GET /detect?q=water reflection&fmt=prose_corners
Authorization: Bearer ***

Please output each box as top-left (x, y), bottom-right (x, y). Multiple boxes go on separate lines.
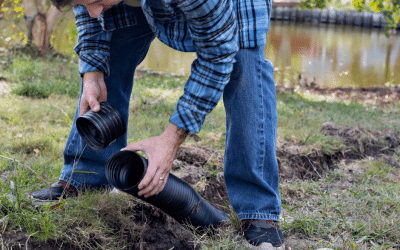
top-left (139, 40), bottom-right (197, 76)
top-left (267, 22), bottom-right (400, 87)
top-left (140, 21), bottom-right (400, 88)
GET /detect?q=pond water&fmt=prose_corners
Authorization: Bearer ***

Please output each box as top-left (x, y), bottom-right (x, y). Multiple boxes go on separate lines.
top-left (2, 17), bottom-right (400, 88)
top-left (140, 21), bottom-right (400, 88)
top-left (265, 21), bottom-right (400, 88)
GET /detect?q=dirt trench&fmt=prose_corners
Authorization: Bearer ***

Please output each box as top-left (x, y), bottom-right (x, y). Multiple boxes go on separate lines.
top-left (278, 122), bottom-right (399, 180)
top-left (4, 123), bottom-right (400, 250)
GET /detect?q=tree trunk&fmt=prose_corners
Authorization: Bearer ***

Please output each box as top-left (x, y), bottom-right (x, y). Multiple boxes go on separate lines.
top-left (45, 5), bottom-right (62, 50)
top-left (21, 0), bottom-right (62, 54)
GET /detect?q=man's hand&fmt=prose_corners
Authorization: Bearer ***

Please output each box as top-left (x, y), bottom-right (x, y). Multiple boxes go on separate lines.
top-left (122, 123), bottom-right (189, 198)
top-left (80, 71), bottom-right (107, 116)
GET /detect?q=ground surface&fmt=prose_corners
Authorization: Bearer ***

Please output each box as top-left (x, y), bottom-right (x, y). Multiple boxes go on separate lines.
top-left (1, 86), bottom-right (399, 250)
top-left (7, 123), bottom-right (399, 250)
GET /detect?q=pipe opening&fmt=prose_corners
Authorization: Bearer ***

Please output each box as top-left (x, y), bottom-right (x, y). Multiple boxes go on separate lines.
top-left (78, 118), bottom-right (105, 147)
top-left (106, 151), bottom-right (146, 191)
top-left (118, 152), bottom-right (145, 189)
top-left (76, 102), bottom-right (126, 151)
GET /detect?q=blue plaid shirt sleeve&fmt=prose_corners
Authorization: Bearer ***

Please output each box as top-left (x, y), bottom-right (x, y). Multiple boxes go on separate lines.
top-left (168, 0), bottom-right (239, 133)
top-left (73, 4), bottom-right (113, 77)
top-left (73, 0), bottom-right (239, 133)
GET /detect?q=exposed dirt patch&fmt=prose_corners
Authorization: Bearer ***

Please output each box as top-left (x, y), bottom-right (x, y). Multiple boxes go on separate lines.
top-left (198, 174), bottom-right (230, 214)
top-left (173, 145), bottom-right (230, 213)
top-left (0, 43), bottom-right (68, 60)
top-left (175, 146), bottom-right (223, 166)
top-left (278, 123), bottom-right (400, 180)
top-left (321, 122), bottom-right (399, 153)
top-left (1, 200), bottom-right (198, 250)
top-left (118, 202), bottom-right (199, 250)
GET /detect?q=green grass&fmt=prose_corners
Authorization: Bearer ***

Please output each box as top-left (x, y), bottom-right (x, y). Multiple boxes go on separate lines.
top-left (1, 54), bottom-right (400, 249)
top-left (3, 54), bottom-right (81, 98)
top-left (280, 159), bottom-right (400, 249)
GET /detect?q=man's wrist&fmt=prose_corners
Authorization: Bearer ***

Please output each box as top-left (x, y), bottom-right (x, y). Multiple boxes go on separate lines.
top-left (162, 123), bottom-right (189, 146)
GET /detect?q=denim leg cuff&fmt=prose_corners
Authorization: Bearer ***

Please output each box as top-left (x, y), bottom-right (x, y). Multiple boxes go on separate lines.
top-left (238, 213), bottom-right (281, 222)
top-left (59, 175), bottom-right (84, 190)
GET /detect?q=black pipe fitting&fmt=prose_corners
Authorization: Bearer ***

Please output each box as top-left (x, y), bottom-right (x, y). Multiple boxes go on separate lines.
top-left (105, 150), bottom-right (229, 228)
top-left (76, 102), bottom-right (126, 151)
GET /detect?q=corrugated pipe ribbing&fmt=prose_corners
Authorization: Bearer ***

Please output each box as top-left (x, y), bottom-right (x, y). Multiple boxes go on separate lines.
top-left (105, 150), bottom-right (229, 228)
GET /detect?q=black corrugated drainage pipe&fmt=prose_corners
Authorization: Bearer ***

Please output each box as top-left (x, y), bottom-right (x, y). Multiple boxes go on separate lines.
top-left (76, 102), bottom-right (126, 151)
top-left (105, 150), bottom-right (229, 229)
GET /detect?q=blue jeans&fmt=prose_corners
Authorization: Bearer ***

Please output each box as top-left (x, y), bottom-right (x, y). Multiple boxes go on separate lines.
top-left (223, 47), bottom-right (281, 221)
top-left (61, 8), bottom-right (281, 221)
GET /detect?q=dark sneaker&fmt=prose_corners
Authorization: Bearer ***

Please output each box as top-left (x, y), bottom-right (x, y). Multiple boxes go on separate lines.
top-left (240, 220), bottom-right (285, 250)
top-left (31, 180), bottom-right (78, 201)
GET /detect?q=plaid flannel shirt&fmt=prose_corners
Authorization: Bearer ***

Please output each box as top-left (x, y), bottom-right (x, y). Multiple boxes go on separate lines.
top-left (73, 0), bottom-right (271, 133)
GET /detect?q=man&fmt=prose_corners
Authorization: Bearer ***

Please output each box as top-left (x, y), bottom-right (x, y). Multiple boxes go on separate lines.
top-left (31, 0), bottom-right (284, 248)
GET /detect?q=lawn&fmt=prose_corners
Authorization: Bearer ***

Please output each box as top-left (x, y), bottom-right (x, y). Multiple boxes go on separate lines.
top-left (0, 52), bottom-right (399, 249)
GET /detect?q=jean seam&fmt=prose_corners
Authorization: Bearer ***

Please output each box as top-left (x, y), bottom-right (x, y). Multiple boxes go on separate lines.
top-left (66, 125), bottom-right (81, 165)
top-left (257, 51), bottom-right (265, 179)
top-left (65, 123), bottom-right (76, 157)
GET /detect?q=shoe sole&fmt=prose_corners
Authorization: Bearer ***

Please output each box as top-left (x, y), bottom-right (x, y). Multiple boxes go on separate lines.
top-left (30, 187), bottom-right (119, 205)
top-left (243, 241), bottom-right (285, 250)
top-left (30, 195), bottom-right (61, 205)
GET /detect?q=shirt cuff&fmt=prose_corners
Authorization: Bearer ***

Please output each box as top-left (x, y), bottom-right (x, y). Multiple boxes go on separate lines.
top-left (169, 94), bottom-right (211, 134)
top-left (78, 52), bottom-right (111, 77)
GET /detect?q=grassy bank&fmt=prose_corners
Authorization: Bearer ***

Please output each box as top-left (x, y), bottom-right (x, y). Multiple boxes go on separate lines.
top-left (0, 54), bottom-right (399, 249)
